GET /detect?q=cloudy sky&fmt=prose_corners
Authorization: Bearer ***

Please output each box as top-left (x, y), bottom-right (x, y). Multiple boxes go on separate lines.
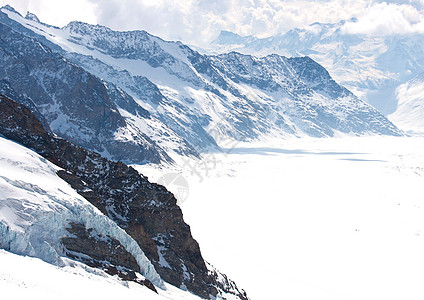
top-left (2, 0), bottom-right (424, 46)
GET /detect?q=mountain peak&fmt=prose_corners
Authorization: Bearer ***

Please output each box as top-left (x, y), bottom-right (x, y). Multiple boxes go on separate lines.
top-left (214, 30), bottom-right (253, 45)
top-left (1, 5), bottom-right (20, 15)
top-left (25, 11), bottom-right (40, 23)
top-left (64, 20), bottom-right (103, 33)
top-left (219, 30), bottom-right (242, 38)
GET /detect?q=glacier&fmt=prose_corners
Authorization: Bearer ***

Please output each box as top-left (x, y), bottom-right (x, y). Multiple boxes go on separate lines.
top-left (139, 135), bottom-right (424, 300)
top-left (0, 136), bottom-right (163, 288)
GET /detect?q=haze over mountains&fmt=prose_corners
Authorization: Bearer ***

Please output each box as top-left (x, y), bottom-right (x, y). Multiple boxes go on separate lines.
top-left (211, 19), bottom-right (424, 129)
top-left (390, 72), bottom-right (424, 135)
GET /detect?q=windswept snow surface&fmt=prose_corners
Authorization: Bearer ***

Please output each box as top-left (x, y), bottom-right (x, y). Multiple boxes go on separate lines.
top-left (0, 136), bottom-right (163, 288)
top-left (0, 249), bottom-right (201, 300)
top-left (137, 136), bottom-right (424, 300)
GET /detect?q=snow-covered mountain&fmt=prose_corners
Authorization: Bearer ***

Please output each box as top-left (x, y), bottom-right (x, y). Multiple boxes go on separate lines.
top-left (389, 72), bottom-right (424, 135)
top-left (0, 6), bottom-right (401, 166)
top-left (0, 133), bottom-right (163, 285)
top-left (0, 112), bottom-right (162, 290)
top-left (0, 94), bottom-right (248, 299)
top-left (0, 7), bottom-right (200, 164)
top-left (212, 20), bottom-right (424, 116)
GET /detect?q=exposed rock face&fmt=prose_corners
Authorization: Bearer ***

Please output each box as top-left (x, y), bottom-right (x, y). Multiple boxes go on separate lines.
top-left (0, 20), bottom-right (180, 164)
top-left (0, 94), bottom-right (248, 300)
top-left (0, 79), bottom-right (51, 133)
top-left (62, 223), bottom-right (157, 292)
top-left (63, 223), bottom-right (140, 271)
top-left (61, 19), bottom-right (402, 140)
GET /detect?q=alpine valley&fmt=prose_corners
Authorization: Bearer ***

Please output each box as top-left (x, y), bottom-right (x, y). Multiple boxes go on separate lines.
top-left (0, 5), bottom-right (401, 165)
top-left (0, 3), bottom-right (422, 300)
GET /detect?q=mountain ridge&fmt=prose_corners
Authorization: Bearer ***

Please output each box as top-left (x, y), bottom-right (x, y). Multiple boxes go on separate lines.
top-left (211, 21), bottom-right (424, 117)
top-left (0, 6), bottom-right (402, 166)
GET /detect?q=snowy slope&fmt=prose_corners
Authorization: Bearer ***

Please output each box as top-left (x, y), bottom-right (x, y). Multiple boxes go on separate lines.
top-left (0, 6), bottom-right (402, 155)
top-left (389, 72), bottom-right (424, 135)
top-left (0, 7), bottom-right (197, 164)
top-left (138, 136), bottom-right (424, 300)
top-left (211, 21), bottom-right (424, 116)
top-left (0, 136), bottom-right (162, 288)
top-left (0, 249), bottom-right (202, 300)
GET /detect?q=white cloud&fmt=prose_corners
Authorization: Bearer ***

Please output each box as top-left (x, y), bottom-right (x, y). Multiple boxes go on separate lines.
top-left (83, 0), bottom-right (372, 45)
top-left (341, 2), bottom-right (424, 35)
top-left (342, 2), bottom-right (424, 36)
top-left (1, 0), bottom-right (97, 27)
top-left (2, 0), bottom-right (424, 46)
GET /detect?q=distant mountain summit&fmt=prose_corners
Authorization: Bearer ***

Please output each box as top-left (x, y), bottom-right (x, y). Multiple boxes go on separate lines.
top-left (0, 6), bottom-right (401, 167)
top-left (212, 21), bottom-right (424, 116)
top-left (24, 12), bottom-right (40, 23)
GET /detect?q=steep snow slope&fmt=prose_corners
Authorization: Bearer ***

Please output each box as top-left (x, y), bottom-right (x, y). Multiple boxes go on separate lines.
top-left (0, 6), bottom-right (402, 152)
top-left (212, 21), bottom-right (424, 116)
top-left (389, 72), bottom-right (424, 135)
top-left (0, 136), bottom-right (162, 287)
top-left (0, 250), bottom-right (202, 300)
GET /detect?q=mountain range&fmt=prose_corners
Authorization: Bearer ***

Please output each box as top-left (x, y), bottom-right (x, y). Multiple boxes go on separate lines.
top-left (0, 5), bottom-right (401, 167)
top-left (211, 19), bottom-right (424, 119)
top-left (0, 4), bottom-right (418, 300)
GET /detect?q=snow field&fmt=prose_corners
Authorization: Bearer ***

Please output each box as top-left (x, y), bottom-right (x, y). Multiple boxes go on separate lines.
top-left (138, 136), bottom-right (424, 300)
top-left (0, 249), bottom-right (201, 300)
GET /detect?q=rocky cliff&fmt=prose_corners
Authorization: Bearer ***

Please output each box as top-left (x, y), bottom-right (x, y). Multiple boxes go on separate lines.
top-left (0, 94), bottom-right (248, 300)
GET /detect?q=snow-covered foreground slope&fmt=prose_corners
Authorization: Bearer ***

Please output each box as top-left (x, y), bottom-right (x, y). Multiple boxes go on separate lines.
top-left (389, 73), bottom-right (424, 135)
top-left (0, 136), bottom-right (162, 287)
top-left (138, 136), bottom-right (424, 300)
top-left (0, 249), bottom-right (201, 300)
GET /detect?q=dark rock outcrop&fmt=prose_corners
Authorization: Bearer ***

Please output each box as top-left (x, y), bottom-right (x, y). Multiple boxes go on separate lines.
top-left (62, 223), bottom-right (157, 293)
top-left (0, 20), bottom-right (171, 164)
top-left (0, 94), bottom-right (248, 300)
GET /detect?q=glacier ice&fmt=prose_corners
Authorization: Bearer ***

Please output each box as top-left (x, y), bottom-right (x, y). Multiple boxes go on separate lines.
top-left (0, 136), bottom-right (164, 288)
